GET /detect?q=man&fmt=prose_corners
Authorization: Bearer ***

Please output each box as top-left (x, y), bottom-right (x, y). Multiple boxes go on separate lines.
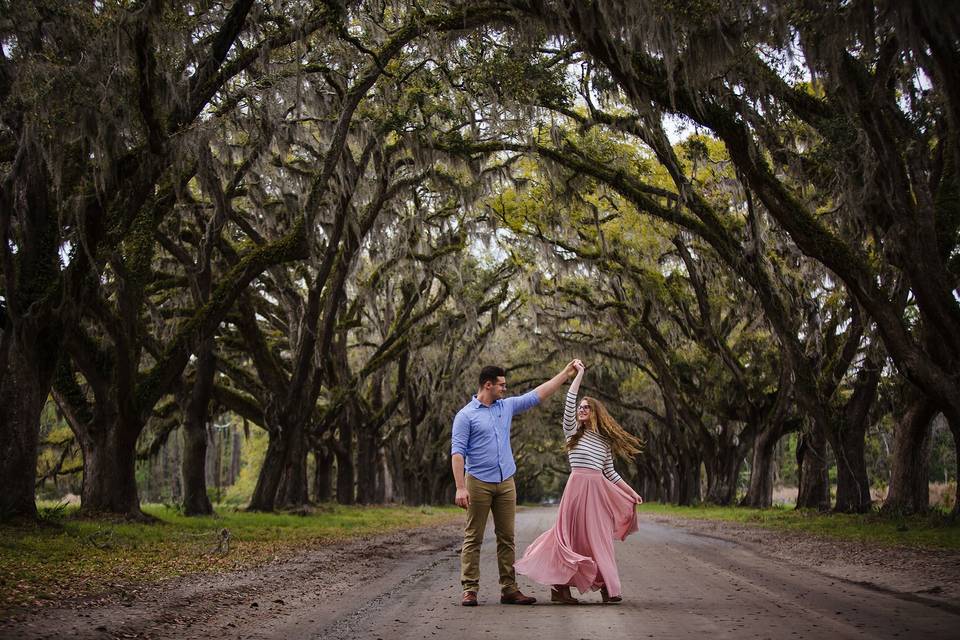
top-left (451, 361), bottom-right (579, 606)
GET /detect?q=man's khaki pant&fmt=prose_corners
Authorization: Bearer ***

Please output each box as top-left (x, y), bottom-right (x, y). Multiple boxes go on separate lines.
top-left (460, 474), bottom-right (518, 595)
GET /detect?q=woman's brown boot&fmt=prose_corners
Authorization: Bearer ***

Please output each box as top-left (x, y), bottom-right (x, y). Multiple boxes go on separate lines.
top-left (600, 586), bottom-right (622, 603)
top-left (550, 585), bottom-right (579, 604)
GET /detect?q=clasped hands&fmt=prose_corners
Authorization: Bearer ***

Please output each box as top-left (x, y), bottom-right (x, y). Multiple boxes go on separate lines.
top-left (565, 358), bottom-right (586, 377)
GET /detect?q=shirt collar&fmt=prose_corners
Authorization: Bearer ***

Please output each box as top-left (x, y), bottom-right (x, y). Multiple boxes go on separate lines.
top-left (471, 395), bottom-right (499, 409)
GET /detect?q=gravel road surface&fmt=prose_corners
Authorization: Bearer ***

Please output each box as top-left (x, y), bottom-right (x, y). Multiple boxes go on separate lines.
top-left (2, 507), bottom-right (957, 639)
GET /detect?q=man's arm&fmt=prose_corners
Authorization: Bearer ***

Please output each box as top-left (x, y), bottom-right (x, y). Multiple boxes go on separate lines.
top-left (451, 411), bottom-right (470, 509)
top-left (534, 360), bottom-right (578, 402)
top-left (452, 453), bottom-right (470, 508)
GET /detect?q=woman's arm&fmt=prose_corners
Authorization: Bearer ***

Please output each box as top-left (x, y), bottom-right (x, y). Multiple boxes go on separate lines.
top-left (602, 448), bottom-right (623, 484)
top-left (568, 360), bottom-right (584, 396)
top-left (562, 361), bottom-right (585, 434)
top-left (604, 448), bottom-right (642, 503)
top-left (616, 478), bottom-right (643, 504)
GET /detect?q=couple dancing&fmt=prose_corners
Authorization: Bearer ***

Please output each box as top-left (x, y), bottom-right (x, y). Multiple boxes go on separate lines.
top-left (450, 359), bottom-right (643, 606)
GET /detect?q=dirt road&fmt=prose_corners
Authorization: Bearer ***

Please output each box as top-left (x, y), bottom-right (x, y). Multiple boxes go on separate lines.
top-left (2, 508), bottom-right (957, 639)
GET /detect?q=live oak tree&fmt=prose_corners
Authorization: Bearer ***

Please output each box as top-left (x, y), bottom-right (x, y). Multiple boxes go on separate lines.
top-left (4, 0), bottom-right (514, 519)
top-left (504, 0), bottom-right (959, 513)
top-left (1, 0), bottom-right (335, 518)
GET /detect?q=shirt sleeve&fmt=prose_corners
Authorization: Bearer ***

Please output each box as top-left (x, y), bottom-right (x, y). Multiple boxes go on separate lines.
top-left (562, 389), bottom-right (578, 437)
top-left (603, 447), bottom-right (622, 483)
top-left (451, 410), bottom-right (470, 458)
top-left (505, 389), bottom-right (541, 416)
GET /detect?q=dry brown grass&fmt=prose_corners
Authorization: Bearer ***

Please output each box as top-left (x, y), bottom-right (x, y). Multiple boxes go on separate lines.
top-left (929, 482), bottom-right (956, 510)
top-left (772, 483), bottom-right (956, 511)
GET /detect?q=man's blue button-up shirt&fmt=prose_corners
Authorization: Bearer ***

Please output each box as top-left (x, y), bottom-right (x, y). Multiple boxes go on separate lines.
top-left (450, 390), bottom-right (541, 483)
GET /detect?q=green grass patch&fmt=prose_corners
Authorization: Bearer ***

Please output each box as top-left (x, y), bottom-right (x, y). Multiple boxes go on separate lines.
top-left (0, 502), bottom-right (460, 611)
top-left (639, 502), bottom-right (960, 550)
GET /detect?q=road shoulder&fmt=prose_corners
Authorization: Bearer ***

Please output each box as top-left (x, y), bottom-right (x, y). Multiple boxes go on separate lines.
top-left (646, 514), bottom-right (960, 609)
top-left (0, 523), bottom-right (463, 640)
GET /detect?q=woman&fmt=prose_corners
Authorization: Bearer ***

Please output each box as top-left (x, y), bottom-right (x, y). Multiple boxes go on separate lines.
top-left (514, 360), bottom-right (643, 604)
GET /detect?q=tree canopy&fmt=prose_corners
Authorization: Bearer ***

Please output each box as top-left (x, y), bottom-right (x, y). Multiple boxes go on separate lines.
top-left (1, 0), bottom-right (957, 519)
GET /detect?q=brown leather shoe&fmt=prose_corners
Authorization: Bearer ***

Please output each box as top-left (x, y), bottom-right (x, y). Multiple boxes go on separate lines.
top-left (500, 590), bottom-right (536, 605)
top-left (461, 590), bottom-right (478, 606)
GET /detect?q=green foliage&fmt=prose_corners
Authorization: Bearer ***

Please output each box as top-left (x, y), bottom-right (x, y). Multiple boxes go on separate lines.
top-left (35, 400), bottom-right (82, 500)
top-left (36, 501), bottom-right (69, 523)
top-left (221, 429), bottom-right (269, 506)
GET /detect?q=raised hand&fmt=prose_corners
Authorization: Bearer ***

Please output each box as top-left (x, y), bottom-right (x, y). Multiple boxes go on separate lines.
top-left (538, 359), bottom-right (587, 401)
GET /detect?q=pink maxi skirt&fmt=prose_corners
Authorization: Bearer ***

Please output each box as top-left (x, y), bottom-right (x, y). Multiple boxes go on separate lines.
top-left (514, 468), bottom-right (638, 597)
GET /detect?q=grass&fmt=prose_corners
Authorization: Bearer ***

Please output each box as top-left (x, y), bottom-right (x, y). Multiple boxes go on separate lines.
top-left (638, 502), bottom-right (960, 550)
top-left (0, 502), bottom-right (461, 611)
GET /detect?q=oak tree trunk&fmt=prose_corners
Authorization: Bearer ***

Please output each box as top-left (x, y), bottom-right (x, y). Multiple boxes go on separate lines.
top-left (336, 421), bottom-right (355, 505)
top-left (0, 333), bottom-right (56, 520)
top-left (180, 345), bottom-right (216, 516)
top-left (741, 422), bottom-right (791, 508)
top-left (312, 446), bottom-right (333, 503)
top-left (796, 429), bottom-right (831, 510)
top-left (276, 423), bottom-right (309, 509)
top-left (676, 452), bottom-right (701, 506)
top-left (705, 442), bottom-right (743, 506)
top-left (356, 425), bottom-right (378, 504)
top-left (831, 369), bottom-right (880, 513)
top-left (78, 418), bottom-right (145, 519)
top-left (884, 388), bottom-right (937, 514)
top-left (247, 432), bottom-right (285, 512)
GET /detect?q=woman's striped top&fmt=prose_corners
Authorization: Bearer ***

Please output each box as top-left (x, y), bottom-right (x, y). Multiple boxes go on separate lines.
top-left (562, 389), bottom-right (622, 484)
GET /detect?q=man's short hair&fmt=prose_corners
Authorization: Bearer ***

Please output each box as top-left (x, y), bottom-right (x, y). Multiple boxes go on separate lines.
top-left (479, 365), bottom-right (506, 387)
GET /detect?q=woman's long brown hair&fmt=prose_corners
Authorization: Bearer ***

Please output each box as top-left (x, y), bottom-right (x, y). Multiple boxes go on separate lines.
top-left (565, 396), bottom-right (644, 458)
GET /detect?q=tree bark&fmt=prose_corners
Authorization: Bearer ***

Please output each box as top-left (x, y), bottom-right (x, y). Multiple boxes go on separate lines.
top-left (0, 140), bottom-right (63, 521)
top-left (247, 431), bottom-right (285, 511)
top-left (830, 427), bottom-right (872, 513)
top-left (52, 356), bottom-right (147, 519)
top-left (229, 426), bottom-right (242, 486)
top-left (830, 368), bottom-right (880, 513)
top-left (0, 333), bottom-right (57, 520)
top-left (743, 429), bottom-right (778, 508)
top-left (796, 429), bottom-right (831, 510)
top-left (312, 446), bottom-right (333, 502)
top-left (704, 440), bottom-right (743, 506)
top-left (181, 424), bottom-right (212, 515)
top-left (741, 420), bottom-right (797, 508)
top-left (77, 418), bottom-right (145, 518)
top-left (335, 420), bottom-right (355, 505)
top-left (180, 345), bottom-right (216, 516)
top-left (676, 451), bottom-right (701, 505)
top-left (276, 423), bottom-right (309, 509)
top-left (356, 424), bottom-right (378, 504)
top-left (883, 388), bottom-right (936, 514)
top-left (375, 447), bottom-right (388, 503)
